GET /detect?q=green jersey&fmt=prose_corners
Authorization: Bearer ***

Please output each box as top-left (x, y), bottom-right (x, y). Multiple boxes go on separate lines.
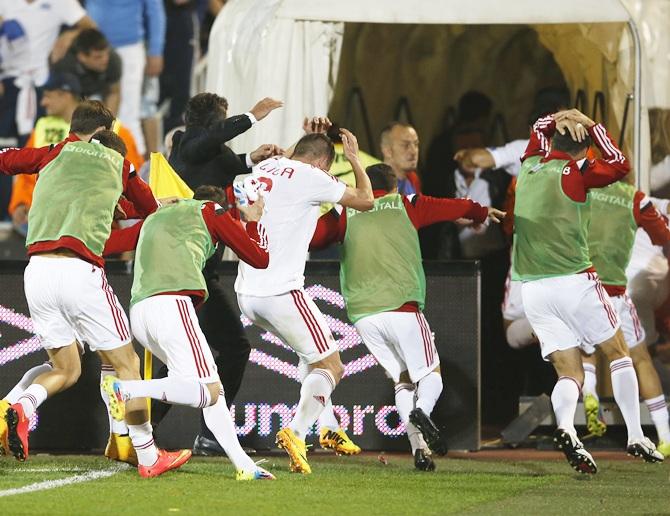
top-left (512, 155), bottom-right (592, 281)
top-left (588, 182), bottom-right (637, 287)
top-left (131, 199), bottom-right (215, 306)
top-left (27, 140), bottom-right (124, 257)
top-left (340, 193), bottom-right (425, 323)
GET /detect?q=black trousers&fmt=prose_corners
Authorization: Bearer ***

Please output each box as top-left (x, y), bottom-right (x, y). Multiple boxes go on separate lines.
top-left (151, 275), bottom-right (251, 438)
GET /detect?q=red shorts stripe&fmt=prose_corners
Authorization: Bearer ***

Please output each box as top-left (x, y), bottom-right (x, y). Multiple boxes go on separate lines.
top-left (101, 271), bottom-right (128, 341)
top-left (297, 290), bottom-right (330, 353)
top-left (290, 290), bottom-right (327, 354)
top-left (176, 299), bottom-right (206, 378)
top-left (416, 312), bottom-right (431, 365)
top-left (589, 273), bottom-right (617, 328)
top-left (420, 314), bottom-right (436, 364)
top-left (626, 295), bottom-right (643, 341)
top-left (179, 299), bottom-right (210, 377)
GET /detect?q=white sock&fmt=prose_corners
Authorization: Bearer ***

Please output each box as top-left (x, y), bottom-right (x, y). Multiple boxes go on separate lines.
top-left (582, 363), bottom-right (598, 399)
top-left (506, 318), bottom-right (538, 349)
top-left (289, 368), bottom-right (336, 439)
top-left (5, 363), bottom-right (53, 403)
top-left (128, 422), bottom-right (159, 467)
top-left (318, 399), bottom-right (340, 431)
top-left (395, 383), bottom-right (425, 453)
top-left (644, 395), bottom-right (670, 442)
top-left (120, 377), bottom-right (212, 409)
top-left (299, 360), bottom-right (339, 431)
top-left (100, 365), bottom-right (129, 435)
top-left (551, 376), bottom-right (581, 434)
top-left (17, 384), bottom-right (48, 418)
top-left (610, 357), bottom-right (644, 441)
top-left (203, 388), bottom-right (256, 471)
top-left (416, 372), bottom-right (443, 415)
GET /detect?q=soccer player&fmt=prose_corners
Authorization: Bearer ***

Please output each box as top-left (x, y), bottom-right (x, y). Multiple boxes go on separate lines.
top-left (101, 185), bottom-right (275, 480)
top-left (0, 102), bottom-right (189, 478)
top-left (584, 187), bottom-right (670, 456)
top-left (310, 163), bottom-right (504, 470)
top-left (234, 128), bottom-right (374, 474)
top-left (513, 108), bottom-right (663, 474)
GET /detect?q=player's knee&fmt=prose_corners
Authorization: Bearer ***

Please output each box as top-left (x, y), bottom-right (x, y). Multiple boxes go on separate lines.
top-left (206, 383), bottom-right (220, 406)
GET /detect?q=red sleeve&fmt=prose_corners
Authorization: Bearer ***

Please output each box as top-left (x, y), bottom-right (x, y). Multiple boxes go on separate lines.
top-left (310, 209), bottom-right (346, 251)
top-left (121, 161), bottom-right (159, 218)
top-left (521, 116), bottom-right (555, 162)
top-left (633, 190), bottom-right (670, 246)
top-left (201, 202), bottom-right (269, 268)
top-left (408, 171), bottom-right (422, 194)
top-left (581, 123), bottom-right (631, 189)
top-left (0, 146), bottom-right (52, 175)
top-left (103, 221), bottom-right (144, 256)
top-left (403, 194), bottom-right (488, 229)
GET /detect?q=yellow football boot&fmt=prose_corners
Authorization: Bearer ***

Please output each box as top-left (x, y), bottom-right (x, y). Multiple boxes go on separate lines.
top-left (319, 427), bottom-right (361, 455)
top-left (583, 394), bottom-right (607, 437)
top-left (276, 428), bottom-right (311, 474)
top-left (657, 440), bottom-right (670, 459)
top-left (104, 432), bottom-right (138, 466)
top-left (0, 399), bottom-right (10, 455)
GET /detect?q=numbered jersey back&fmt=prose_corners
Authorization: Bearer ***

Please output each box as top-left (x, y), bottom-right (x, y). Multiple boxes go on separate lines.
top-left (234, 156), bottom-right (346, 297)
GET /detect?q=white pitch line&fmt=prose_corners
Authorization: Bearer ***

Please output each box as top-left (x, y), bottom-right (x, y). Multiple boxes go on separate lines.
top-left (0, 467), bottom-right (125, 497)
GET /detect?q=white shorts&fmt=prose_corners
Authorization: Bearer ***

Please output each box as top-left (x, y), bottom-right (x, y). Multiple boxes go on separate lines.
top-left (610, 293), bottom-right (645, 349)
top-left (502, 273), bottom-right (525, 321)
top-left (24, 256), bottom-right (131, 351)
top-left (237, 289), bottom-right (337, 364)
top-left (522, 271), bottom-right (620, 359)
top-left (130, 295), bottom-right (219, 384)
top-left (627, 256), bottom-right (668, 344)
top-left (354, 311), bottom-right (439, 383)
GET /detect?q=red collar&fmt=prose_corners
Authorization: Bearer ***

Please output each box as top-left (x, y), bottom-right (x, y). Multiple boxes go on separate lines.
top-left (373, 189), bottom-right (391, 198)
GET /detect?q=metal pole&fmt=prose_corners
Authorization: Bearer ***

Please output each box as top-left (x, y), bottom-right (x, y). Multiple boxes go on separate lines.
top-left (627, 19), bottom-right (642, 191)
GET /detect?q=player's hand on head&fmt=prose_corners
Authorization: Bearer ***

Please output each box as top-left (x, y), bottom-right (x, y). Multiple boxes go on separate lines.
top-left (554, 109), bottom-right (595, 129)
top-left (303, 116), bottom-right (332, 135)
top-left (250, 144), bottom-right (284, 164)
top-left (250, 98), bottom-right (283, 121)
top-left (238, 195), bottom-right (265, 222)
top-left (340, 128), bottom-right (360, 162)
top-left (556, 119), bottom-right (588, 143)
top-left (487, 207), bottom-right (506, 224)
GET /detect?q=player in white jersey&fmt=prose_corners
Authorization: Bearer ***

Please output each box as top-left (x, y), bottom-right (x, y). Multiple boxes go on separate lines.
top-left (235, 128), bottom-right (374, 474)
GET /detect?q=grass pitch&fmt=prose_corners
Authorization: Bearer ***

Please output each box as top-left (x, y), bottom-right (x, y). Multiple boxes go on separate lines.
top-left (0, 452), bottom-right (667, 515)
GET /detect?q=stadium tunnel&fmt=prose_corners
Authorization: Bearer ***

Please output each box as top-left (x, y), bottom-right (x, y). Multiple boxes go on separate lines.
top-left (207, 0), bottom-right (670, 194)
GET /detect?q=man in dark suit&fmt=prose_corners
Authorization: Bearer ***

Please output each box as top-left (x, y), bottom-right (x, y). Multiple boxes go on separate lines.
top-left (153, 93), bottom-right (281, 455)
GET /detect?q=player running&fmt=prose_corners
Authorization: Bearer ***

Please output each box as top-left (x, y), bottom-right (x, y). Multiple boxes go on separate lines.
top-left (583, 185), bottom-right (670, 456)
top-left (102, 186), bottom-right (275, 480)
top-left (0, 102), bottom-right (190, 478)
top-left (513, 108), bottom-right (663, 474)
top-left (310, 163), bottom-right (504, 471)
top-left (234, 127), bottom-right (374, 474)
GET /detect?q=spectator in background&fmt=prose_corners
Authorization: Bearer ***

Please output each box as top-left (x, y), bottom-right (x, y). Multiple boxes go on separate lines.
top-left (8, 73), bottom-right (143, 235)
top-left (160, 0), bottom-right (198, 132)
top-left (380, 122), bottom-right (421, 195)
top-left (85, 0), bottom-right (166, 157)
top-left (53, 29), bottom-right (122, 115)
top-left (0, 0), bottom-right (95, 219)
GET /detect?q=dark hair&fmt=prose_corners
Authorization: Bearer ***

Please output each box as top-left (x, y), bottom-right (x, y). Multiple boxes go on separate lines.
top-left (456, 90), bottom-right (493, 124)
top-left (70, 100), bottom-right (114, 134)
top-left (90, 130), bottom-right (127, 157)
top-left (73, 28), bottom-right (109, 54)
top-left (551, 131), bottom-right (592, 156)
top-left (293, 133), bottom-right (335, 167)
top-left (326, 122), bottom-right (342, 143)
top-left (193, 185), bottom-right (227, 206)
top-left (366, 163), bottom-right (397, 192)
top-left (184, 93), bottom-right (228, 129)
top-left (380, 121), bottom-right (414, 147)
top-left (529, 86), bottom-right (571, 125)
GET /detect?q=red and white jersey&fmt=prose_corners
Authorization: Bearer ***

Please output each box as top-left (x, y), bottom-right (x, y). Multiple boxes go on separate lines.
top-left (235, 156), bottom-right (346, 296)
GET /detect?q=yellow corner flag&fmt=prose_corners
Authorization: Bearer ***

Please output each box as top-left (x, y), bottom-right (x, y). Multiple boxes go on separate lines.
top-left (149, 152), bottom-right (194, 199)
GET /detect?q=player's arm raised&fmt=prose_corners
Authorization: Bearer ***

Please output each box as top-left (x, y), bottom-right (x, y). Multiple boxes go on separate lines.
top-left (337, 128), bottom-right (374, 212)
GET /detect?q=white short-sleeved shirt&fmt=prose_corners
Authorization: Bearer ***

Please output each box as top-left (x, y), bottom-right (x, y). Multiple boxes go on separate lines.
top-left (0, 0), bottom-right (86, 85)
top-left (235, 156), bottom-right (346, 297)
top-left (487, 139), bottom-right (529, 177)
